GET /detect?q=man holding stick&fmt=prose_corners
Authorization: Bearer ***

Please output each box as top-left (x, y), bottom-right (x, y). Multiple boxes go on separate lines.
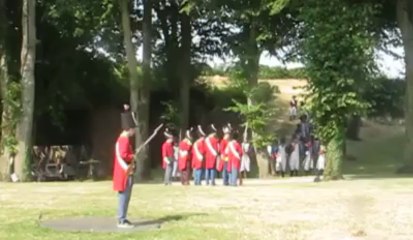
top-left (113, 104), bottom-right (163, 228)
top-left (113, 109), bottom-right (136, 228)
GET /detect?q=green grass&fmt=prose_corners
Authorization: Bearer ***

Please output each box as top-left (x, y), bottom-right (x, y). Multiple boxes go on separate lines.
top-left (1, 123), bottom-right (413, 240)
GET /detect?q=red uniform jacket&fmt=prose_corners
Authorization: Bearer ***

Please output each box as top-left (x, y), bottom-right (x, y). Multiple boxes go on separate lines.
top-left (204, 135), bottom-right (219, 169)
top-left (178, 139), bottom-right (192, 171)
top-left (217, 138), bottom-right (229, 172)
top-left (191, 137), bottom-right (205, 170)
top-left (162, 141), bottom-right (174, 169)
top-left (113, 134), bottom-right (134, 192)
top-left (226, 140), bottom-right (242, 171)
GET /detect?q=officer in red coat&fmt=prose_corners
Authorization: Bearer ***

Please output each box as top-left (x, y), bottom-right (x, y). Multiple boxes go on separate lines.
top-left (226, 130), bottom-right (243, 187)
top-left (192, 125), bottom-right (206, 185)
top-left (162, 128), bottom-right (175, 185)
top-left (217, 123), bottom-right (232, 186)
top-left (113, 107), bottom-right (136, 228)
top-left (178, 128), bottom-right (193, 185)
top-left (205, 124), bottom-right (219, 186)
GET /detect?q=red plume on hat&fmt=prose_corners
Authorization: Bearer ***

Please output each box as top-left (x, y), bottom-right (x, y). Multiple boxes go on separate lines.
top-left (197, 125), bottom-right (206, 136)
top-left (164, 128), bottom-right (174, 139)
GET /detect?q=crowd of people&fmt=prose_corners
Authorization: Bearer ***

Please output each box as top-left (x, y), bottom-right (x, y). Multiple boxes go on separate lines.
top-left (161, 124), bottom-right (250, 187)
top-left (161, 116), bottom-right (327, 186)
top-left (112, 103), bottom-right (327, 228)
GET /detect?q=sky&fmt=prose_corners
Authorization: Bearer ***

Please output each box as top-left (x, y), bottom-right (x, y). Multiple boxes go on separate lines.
top-left (207, 47), bottom-right (406, 79)
top-left (136, 45), bottom-right (406, 79)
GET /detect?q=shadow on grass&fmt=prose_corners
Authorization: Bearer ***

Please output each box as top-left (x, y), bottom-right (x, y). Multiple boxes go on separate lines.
top-left (135, 213), bottom-right (207, 227)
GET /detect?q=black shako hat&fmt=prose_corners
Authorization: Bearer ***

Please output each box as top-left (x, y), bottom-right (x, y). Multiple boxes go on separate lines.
top-left (197, 125), bottom-right (206, 137)
top-left (209, 124), bottom-right (217, 134)
top-left (121, 109), bottom-right (137, 130)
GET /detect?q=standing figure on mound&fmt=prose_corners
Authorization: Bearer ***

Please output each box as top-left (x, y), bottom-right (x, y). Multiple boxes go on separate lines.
top-left (217, 124), bottom-right (232, 186)
top-left (205, 124), bottom-right (219, 186)
top-left (178, 128), bottom-right (193, 185)
top-left (162, 128), bottom-right (175, 186)
top-left (192, 125), bottom-right (206, 185)
top-left (289, 96), bottom-right (298, 121)
top-left (113, 108), bottom-right (137, 229)
top-left (226, 130), bottom-right (242, 186)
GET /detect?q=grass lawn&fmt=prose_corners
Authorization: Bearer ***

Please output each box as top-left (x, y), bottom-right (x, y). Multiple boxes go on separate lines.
top-left (1, 123), bottom-right (413, 240)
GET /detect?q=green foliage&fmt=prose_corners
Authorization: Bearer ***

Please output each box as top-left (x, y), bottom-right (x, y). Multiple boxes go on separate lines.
top-left (299, 0), bottom-right (378, 142)
top-left (160, 101), bottom-right (181, 129)
top-left (225, 82), bottom-right (277, 149)
top-left (364, 77), bottom-right (404, 119)
top-left (2, 81), bottom-right (21, 155)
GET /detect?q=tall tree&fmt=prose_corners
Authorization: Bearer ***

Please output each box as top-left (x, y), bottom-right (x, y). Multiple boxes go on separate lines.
top-left (299, 0), bottom-right (377, 180)
top-left (141, 0), bottom-right (152, 176)
top-left (396, 0), bottom-right (413, 171)
top-left (15, 0), bottom-right (36, 181)
top-left (119, 0), bottom-right (150, 180)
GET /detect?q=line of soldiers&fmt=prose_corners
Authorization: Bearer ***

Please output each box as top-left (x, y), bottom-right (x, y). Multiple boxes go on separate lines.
top-left (267, 114), bottom-right (326, 179)
top-left (161, 124), bottom-right (247, 186)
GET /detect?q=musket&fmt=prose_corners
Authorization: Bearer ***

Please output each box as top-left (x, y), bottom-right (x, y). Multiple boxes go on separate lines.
top-left (127, 123), bottom-right (164, 175)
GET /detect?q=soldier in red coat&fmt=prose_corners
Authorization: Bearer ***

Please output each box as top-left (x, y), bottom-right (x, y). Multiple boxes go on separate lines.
top-left (162, 128), bottom-right (175, 186)
top-left (192, 125), bottom-right (206, 185)
top-left (113, 107), bottom-right (136, 228)
top-left (217, 123), bottom-right (232, 186)
top-left (205, 124), bottom-right (219, 186)
top-left (226, 130), bottom-right (243, 187)
top-left (178, 128), bottom-right (193, 185)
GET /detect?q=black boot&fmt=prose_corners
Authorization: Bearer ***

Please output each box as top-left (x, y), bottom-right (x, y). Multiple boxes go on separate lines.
top-left (281, 172), bottom-right (285, 178)
top-left (290, 171), bottom-right (293, 177)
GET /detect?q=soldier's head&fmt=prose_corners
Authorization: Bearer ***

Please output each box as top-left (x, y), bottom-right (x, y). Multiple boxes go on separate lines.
top-left (222, 123), bottom-right (232, 139)
top-left (209, 124), bottom-right (217, 137)
top-left (164, 128), bottom-right (174, 143)
top-left (185, 127), bottom-right (194, 141)
top-left (123, 104), bottom-right (130, 111)
top-left (197, 125), bottom-right (206, 138)
top-left (122, 128), bottom-right (136, 137)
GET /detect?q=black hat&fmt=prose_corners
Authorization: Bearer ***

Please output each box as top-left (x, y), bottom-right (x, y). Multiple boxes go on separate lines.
top-left (209, 124), bottom-right (217, 134)
top-left (121, 111), bottom-right (136, 130)
top-left (185, 127), bottom-right (194, 139)
top-left (164, 128), bottom-right (174, 139)
top-left (197, 125), bottom-right (206, 137)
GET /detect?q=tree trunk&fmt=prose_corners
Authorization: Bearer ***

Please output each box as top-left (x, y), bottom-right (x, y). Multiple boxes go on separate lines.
top-left (346, 114), bottom-right (361, 140)
top-left (397, 0), bottom-right (413, 173)
top-left (119, 0), bottom-right (149, 181)
top-left (256, 151), bottom-right (270, 178)
top-left (140, 0), bottom-right (152, 178)
top-left (245, 21), bottom-right (267, 177)
top-left (0, 0), bottom-right (7, 180)
top-left (323, 130), bottom-right (345, 180)
top-left (179, 13), bottom-right (191, 131)
top-left (15, 0), bottom-right (36, 181)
